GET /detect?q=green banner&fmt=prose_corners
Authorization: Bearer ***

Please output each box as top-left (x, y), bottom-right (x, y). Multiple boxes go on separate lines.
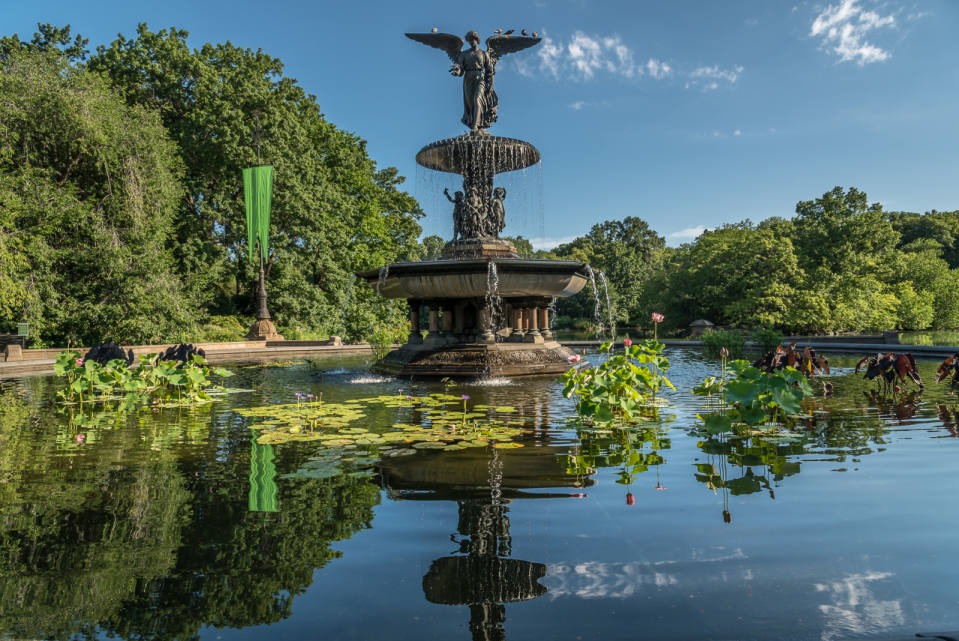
top-left (242, 165), bottom-right (274, 263)
top-left (248, 437), bottom-right (278, 512)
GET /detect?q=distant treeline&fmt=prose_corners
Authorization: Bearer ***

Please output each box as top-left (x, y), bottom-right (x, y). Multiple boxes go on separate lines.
top-left (519, 188), bottom-right (959, 335)
top-left (2, 25), bottom-right (956, 346)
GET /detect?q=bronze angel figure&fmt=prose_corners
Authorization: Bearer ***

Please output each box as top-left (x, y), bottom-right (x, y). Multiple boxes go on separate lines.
top-left (406, 30), bottom-right (541, 132)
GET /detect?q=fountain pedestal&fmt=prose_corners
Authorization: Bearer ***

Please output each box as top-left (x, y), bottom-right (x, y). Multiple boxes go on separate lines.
top-left (359, 258), bottom-right (587, 378)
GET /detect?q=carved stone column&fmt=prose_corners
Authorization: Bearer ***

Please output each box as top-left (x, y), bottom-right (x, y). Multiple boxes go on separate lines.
top-left (442, 305), bottom-right (455, 344)
top-left (425, 304), bottom-right (444, 347)
top-left (524, 304), bottom-right (543, 343)
top-left (510, 306), bottom-right (525, 342)
top-left (478, 303), bottom-right (496, 344)
top-left (539, 307), bottom-right (553, 340)
top-left (408, 301), bottom-right (423, 344)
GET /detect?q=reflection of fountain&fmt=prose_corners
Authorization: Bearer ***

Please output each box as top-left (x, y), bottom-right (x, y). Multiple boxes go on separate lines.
top-left (358, 31), bottom-right (587, 377)
top-left (379, 445), bottom-right (590, 641)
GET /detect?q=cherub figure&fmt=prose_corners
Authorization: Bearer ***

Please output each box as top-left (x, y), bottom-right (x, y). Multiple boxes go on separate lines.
top-left (488, 187), bottom-right (507, 238)
top-left (443, 188), bottom-right (465, 240)
top-left (406, 30), bottom-right (541, 132)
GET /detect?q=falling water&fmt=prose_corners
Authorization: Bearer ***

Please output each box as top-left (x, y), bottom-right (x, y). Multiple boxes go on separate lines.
top-left (547, 296), bottom-right (557, 330)
top-left (486, 260), bottom-right (503, 334)
top-left (375, 264), bottom-right (390, 297)
top-left (597, 271), bottom-right (614, 337)
top-left (584, 264), bottom-right (604, 337)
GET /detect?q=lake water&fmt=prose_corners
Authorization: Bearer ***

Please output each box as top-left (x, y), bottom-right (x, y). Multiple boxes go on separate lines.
top-left (2, 348), bottom-right (958, 641)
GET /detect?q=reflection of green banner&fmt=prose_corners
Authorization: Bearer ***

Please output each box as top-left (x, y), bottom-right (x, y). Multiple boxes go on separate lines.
top-left (249, 438), bottom-right (278, 512)
top-left (242, 165), bottom-right (274, 264)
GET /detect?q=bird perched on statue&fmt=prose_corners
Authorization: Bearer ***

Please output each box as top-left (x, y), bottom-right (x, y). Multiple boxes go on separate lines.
top-left (493, 28), bottom-right (503, 34)
top-left (521, 29), bottom-right (528, 36)
top-left (503, 29), bottom-right (514, 35)
top-left (431, 27), bottom-right (438, 33)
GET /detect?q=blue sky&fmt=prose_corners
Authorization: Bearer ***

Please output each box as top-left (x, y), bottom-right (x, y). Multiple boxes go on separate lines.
top-left (5, 0), bottom-right (958, 247)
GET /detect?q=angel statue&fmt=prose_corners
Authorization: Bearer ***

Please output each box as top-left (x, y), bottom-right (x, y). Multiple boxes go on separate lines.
top-left (406, 30), bottom-right (541, 132)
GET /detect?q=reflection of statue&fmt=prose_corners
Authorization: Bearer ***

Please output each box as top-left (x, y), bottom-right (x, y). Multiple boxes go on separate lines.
top-left (405, 31), bottom-right (541, 132)
top-left (488, 187), bottom-right (506, 237)
top-left (444, 188), bottom-right (465, 240)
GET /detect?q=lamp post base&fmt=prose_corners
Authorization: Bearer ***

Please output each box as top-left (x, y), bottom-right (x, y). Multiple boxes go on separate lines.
top-left (248, 319), bottom-right (284, 341)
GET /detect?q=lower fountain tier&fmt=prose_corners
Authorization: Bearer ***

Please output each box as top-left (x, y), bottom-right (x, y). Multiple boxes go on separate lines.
top-left (357, 258), bottom-right (589, 299)
top-left (372, 341), bottom-right (576, 378)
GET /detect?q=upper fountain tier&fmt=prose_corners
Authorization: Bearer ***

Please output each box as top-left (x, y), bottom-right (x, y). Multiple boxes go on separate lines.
top-left (416, 133), bottom-right (540, 176)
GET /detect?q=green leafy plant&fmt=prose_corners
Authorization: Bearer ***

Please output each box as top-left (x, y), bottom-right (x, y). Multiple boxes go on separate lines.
top-left (702, 329), bottom-right (746, 359)
top-left (561, 339), bottom-right (675, 425)
top-left (368, 322), bottom-right (409, 361)
top-left (53, 350), bottom-right (233, 407)
top-left (692, 360), bottom-right (814, 435)
top-left (751, 325), bottom-right (785, 355)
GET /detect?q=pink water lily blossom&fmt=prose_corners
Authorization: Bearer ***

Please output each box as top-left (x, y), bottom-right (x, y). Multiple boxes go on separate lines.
top-left (651, 312), bottom-right (665, 324)
top-left (623, 338), bottom-right (632, 347)
top-left (75, 358), bottom-right (83, 367)
top-left (568, 354), bottom-right (582, 363)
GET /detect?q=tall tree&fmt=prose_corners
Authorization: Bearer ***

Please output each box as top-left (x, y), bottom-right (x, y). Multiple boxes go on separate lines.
top-left (87, 24), bottom-right (423, 338)
top-left (0, 49), bottom-right (196, 344)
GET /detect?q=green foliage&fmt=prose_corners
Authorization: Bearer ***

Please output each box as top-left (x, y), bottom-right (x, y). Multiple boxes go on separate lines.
top-left (560, 339), bottom-right (675, 425)
top-left (702, 329), bottom-right (746, 359)
top-left (193, 315), bottom-right (251, 343)
top-left (367, 321), bottom-right (409, 361)
top-left (751, 326), bottom-right (784, 355)
top-left (0, 49), bottom-right (198, 345)
top-left (53, 350), bottom-right (234, 406)
top-left (693, 360), bottom-right (814, 435)
top-left (238, 392), bottom-right (525, 450)
top-left (553, 217), bottom-right (666, 326)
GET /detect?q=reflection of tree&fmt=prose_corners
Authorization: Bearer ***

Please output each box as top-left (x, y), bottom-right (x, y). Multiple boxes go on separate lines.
top-left (0, 386), bottom-right (190, 639)
top-left (0, 388), bottom-right (380, 640)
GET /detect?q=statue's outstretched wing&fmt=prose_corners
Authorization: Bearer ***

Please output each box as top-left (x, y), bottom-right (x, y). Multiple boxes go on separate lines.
top-left (485, 35), bottom-right (542, 62)
top-left (405, 33), bottom-right (464, 64)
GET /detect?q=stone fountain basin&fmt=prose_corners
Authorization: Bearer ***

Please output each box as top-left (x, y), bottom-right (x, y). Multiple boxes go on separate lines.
top-left (358, 259), bottom-right (588, 299)
top-left (415, 134), bottom-right (541, 174)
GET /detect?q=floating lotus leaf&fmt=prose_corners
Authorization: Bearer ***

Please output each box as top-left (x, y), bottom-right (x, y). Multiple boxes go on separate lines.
top-left (493, 442), bottom-right (525, 449)
top-left (494, 406), bottom-right (518, 413)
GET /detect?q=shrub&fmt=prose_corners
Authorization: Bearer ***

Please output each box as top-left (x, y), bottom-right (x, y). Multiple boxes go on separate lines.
top-left (702, 329), bottom-right (746, 359)
top-left (368, 322), bottom-right (409, 361)
top-left (751, 326), bottom-right (784, 355)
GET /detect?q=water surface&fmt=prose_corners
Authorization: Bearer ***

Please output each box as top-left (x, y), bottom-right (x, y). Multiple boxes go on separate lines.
top-left (2, 349), bottom-right (958, 641)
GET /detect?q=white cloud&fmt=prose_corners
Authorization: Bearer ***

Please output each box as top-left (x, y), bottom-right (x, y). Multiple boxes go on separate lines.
top-left (569, 101), bottom-right (585, 111)
top-left (668, 225), bottom-right (710, 241)
top-left (517, 31), bottom-right (649, 81)
top-left (646, 58), bottom-right (672, 79)
top-left (685, 64), bottom-right (744, 91)
top-left (810, 0), bottom-right (895, 65)
top-left (529, 235), bottom-right (579, 250)
top-left (734, 129), bottom-right (742, 136)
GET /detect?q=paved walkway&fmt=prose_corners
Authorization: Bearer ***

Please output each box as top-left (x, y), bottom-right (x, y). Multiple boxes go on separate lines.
top-left (3, 338), bottom-right (957, 380)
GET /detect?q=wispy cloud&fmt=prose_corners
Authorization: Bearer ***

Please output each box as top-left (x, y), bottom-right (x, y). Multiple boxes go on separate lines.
top-left (667, 225), bottom-right (710, 241)
top-left (810, 0), bottom-right (895, 65)
top-left (646, 58), bottom-right (672, 79)
top-left (685, 64), bottom-right (744, 91)
top-left (519, 31), bottom-right (664, 81)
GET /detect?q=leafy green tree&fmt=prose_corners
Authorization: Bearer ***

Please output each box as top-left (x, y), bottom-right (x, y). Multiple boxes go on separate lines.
top-left (553, 217), bottom-right (665, 326)
top-left (87, 24), bottom-right (423, 340)
top-left (0, 49), bottom-right (198, 344)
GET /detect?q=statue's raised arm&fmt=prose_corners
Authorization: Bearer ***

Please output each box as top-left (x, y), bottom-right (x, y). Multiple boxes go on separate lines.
top-left (406, 30), bottom-right (541, 132)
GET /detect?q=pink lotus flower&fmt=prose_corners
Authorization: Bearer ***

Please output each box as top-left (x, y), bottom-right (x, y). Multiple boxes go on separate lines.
top-left (651, 312), bottom-right (665, 324)
top-left (76, 358), bottom-right (84, 367)
top-left (76, 434), bottom-right (85, 445)
top-left (623, 338), bottom-right (632, 347)
top-left (568, 354), bottom-right (582, 363)
top-left (720, 346), bottom-right (729, 358)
